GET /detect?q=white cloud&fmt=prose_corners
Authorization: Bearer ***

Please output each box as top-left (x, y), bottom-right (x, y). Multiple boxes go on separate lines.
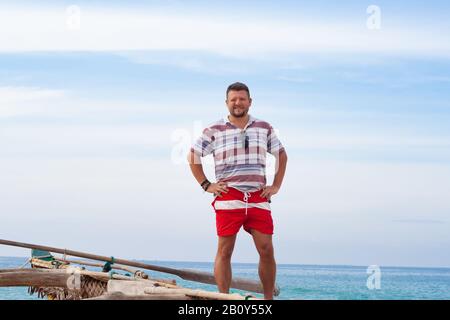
top-left (1, 5), bottom-right (450, 57)
top-left (275, 76), bottom-right (313, 84)
top-left (0, 124), bottom-right (172, 154)
top-left (115, 51), bottom-right (258, 75)
top-left (0, 86), bottom-right (64, 102)
top-left (281, 130), bottom-right (450, 150)
top-left (0, 85), bottom-right (223, 120)
top-left (0, 86), bottom-right (65, 117)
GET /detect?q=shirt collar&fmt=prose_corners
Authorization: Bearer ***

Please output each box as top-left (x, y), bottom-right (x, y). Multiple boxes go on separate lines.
top-left (224, 114), bottom-right (255, 128)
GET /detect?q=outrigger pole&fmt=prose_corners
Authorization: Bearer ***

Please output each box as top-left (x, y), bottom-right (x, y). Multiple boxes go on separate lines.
top-left (0, 239), bottom-right (280, 296)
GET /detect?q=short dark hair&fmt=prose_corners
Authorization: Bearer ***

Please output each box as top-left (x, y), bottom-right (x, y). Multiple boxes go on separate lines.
top-left (226, 82), bottom-right (250, 99)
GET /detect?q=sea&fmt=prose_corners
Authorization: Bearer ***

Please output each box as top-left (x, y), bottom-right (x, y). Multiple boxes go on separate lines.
top-left (1, 256), bottom-right (449, 300)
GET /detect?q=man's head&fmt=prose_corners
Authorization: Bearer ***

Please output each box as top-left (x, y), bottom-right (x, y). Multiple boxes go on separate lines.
top-left (226, 82), bottom-right (252, 118)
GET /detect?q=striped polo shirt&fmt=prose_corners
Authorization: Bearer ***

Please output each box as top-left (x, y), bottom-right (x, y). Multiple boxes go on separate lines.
top-left (191, 115), bottom-right (285, 192)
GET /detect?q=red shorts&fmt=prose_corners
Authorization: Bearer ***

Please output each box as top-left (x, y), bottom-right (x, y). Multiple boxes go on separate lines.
top-left (211, 187), bottom-right (273, 237)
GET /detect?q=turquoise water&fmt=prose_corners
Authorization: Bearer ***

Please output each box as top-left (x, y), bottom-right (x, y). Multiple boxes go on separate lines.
top-left (1, 256), bottom-right (449, 300)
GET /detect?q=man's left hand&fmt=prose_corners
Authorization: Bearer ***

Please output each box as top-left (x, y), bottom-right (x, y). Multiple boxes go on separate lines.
top-left (260, 185), bottom-right (280, 202)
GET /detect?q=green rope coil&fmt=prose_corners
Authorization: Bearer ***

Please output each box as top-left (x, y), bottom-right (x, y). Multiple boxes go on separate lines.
top-left (102, 256), bottom-right (115, 272)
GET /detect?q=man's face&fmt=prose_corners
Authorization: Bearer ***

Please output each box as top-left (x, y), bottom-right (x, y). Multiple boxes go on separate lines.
top-left (226, 90), bottom-right (252, 118)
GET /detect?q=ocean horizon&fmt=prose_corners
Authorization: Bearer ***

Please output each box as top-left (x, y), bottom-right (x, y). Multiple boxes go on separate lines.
top-left (1, 256), bottom-right (449, 300)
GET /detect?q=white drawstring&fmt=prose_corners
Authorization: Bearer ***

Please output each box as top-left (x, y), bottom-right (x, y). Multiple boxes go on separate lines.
top-left (243, 192), bottom-right (251, 215)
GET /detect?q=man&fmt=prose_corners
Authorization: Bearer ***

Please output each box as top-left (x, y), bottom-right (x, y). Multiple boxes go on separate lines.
top-left (187, 82), bottom-right (288, 299)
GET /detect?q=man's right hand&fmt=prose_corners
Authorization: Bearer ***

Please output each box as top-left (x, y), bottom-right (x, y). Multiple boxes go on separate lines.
top-left (206, 182), bottom-right (229, 197)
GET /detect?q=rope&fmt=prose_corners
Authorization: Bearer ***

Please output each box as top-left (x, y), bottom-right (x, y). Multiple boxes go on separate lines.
top-left (29, 275), bottom-right (108, 300)
top-left (18, 258), bottom-right (31, 269)
top-left (134, 270), bottom-right (147, 279)
top-left (102, 256), bottom-right (115, 272)
top-left (243, 192), bottom-right (251, 215)
top-left (51, 260), bottom-right (63, 268)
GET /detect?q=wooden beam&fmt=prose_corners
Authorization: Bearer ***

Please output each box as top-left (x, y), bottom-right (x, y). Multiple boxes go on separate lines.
top-left (0, 270), bottom-right (70, 288)
top-left (85, 292), bottom-right (191, 300)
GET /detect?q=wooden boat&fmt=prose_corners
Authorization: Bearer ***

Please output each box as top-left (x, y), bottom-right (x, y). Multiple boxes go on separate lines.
top-left (0, 239), bottom-right (279, 300)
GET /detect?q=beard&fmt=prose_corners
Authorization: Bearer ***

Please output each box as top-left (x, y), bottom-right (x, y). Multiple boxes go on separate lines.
top-left (231, 108), bottom-right (248, 118)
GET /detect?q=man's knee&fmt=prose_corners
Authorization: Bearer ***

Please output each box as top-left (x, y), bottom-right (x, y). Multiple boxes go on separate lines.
top-left (217, 246), bottom-right (234, 260)
top-left (257, 242), bottom-right (274, 260)
top-left (216, 236), bottom-right (236, 261)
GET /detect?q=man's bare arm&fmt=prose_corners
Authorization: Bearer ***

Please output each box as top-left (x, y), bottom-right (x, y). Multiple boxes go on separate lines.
top-left (187, 151), bottom-right (208, 185)
top-left (261, 151), bottom-right (288, 199)
top-left (273, 150), bottom-right (288, 189)
top-left (187, 151), bottom-right (229, 196)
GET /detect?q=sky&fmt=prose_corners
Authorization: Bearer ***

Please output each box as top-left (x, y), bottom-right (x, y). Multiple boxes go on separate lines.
top-left (0, 1), bottom-right (449, 268)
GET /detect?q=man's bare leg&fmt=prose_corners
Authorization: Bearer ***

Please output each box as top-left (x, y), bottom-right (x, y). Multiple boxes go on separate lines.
top-left (251, 229), bottom-right (276, 299)
top-left (214, 234), bottom-right (237, 293)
